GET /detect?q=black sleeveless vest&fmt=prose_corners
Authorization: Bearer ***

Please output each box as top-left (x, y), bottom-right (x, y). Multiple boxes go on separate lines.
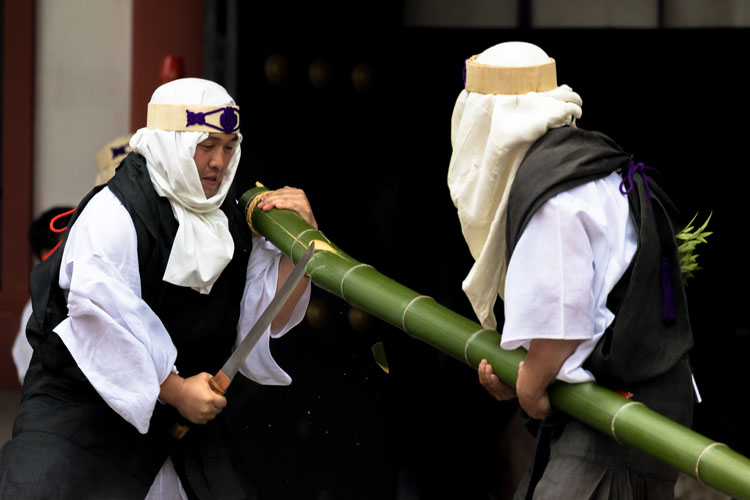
top-left (506, 126), bottom-right (693, 388)
top-left (18, 152), bottom-right (253, 498)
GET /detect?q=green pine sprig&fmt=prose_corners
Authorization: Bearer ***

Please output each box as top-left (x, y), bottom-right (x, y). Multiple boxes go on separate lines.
top-left (676, 212), bottom-right (712, 285)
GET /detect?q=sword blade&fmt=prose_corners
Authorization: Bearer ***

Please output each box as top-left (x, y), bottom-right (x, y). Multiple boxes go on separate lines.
top-left (210, 243), bottom-right (315, 395)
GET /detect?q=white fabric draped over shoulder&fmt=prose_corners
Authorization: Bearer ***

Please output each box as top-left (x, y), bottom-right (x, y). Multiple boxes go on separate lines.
top-left (500, 172), bottom-right (637, 383)
top-left (448, 42), bottom-right (583, 329)
top-left (11, 299), bottom-right (34, 384)
top-left (53, 187), bottom-right (308, 434)
top-left (130, 78), bottom-right (243, 295)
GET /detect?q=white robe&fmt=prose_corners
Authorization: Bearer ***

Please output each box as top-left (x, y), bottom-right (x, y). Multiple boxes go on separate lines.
top-left (500, 172), bottom-right (637, 384)
top-left (52, 187), bottom-right (310, 498)
top-left (11, 298), bottom-right (33, 384)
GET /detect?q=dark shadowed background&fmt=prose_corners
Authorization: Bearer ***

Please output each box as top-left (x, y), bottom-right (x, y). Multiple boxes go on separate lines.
top-left (214, 7), bottom-right (749, 498)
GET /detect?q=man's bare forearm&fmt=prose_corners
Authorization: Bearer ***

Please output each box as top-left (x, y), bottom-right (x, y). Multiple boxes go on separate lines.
top-left (516, 338), bottom-right (581, 419)
top-left (271, 254), bottom-right (310, 331)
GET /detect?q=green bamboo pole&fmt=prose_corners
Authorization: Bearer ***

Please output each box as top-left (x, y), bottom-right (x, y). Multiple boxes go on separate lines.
top-left (241, 184), bottom-right (750, 500)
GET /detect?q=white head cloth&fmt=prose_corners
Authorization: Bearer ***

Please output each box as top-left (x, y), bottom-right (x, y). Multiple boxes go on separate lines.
top-left (447, 42), bottom-right (583, 329)
top-left (130, 78), bottom-right (243, 294)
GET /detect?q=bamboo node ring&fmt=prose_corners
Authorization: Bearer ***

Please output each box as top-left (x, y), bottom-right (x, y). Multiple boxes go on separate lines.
top-left (340, 264), bottom-right (373, 301)
top-left (610, 401), bottom-right (644, 444)
top-left (464, 328), bottom-right (489, 365)
top-left (291, 228), bottom-right (318, 256)
top-left (401, 295), bottom-right (431, 333)
top-left (695, 442), bottom-right (728, 486)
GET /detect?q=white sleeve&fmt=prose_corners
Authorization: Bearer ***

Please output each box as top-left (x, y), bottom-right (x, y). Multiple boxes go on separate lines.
top-left (53, 188), bottom-right (177, 434)
top-left (501, 183), bottom-right (610, 383)
top-left (11, 298), bottom-right (34, 384)
top-left (237, 235), bottom-right (310, 385)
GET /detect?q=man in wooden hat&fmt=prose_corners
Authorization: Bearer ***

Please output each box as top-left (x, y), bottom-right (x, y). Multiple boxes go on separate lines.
top-left (450, 42), bottom-right (696, 499)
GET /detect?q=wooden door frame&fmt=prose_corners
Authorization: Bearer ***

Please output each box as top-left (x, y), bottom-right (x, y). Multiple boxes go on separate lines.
top-left (0, 0), bottom-right (35, 389)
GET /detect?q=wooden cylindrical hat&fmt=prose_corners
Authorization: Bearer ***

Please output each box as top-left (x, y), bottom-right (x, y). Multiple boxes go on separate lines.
top-left (464, 54), bottom-right (557, 95)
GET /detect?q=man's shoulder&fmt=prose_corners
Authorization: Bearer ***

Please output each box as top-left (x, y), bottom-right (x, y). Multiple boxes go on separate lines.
top-left (530, 126), bottom-right (625, 158)
top-left (79, 186), bottom-right (128, 217)
top-left (517, 126), bottom-right (630, 193)
top-left (507, 127), bottom-right (631, 260)
top-left (66, 187), bottom-right (136, 251)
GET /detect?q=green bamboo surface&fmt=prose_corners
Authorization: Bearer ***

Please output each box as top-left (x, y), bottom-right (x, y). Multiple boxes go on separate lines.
top-left (241, 184), bottom-right (750, 500)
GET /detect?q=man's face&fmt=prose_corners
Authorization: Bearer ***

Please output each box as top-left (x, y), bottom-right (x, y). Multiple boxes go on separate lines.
top-left (193, 132), bottom-right (239, 198)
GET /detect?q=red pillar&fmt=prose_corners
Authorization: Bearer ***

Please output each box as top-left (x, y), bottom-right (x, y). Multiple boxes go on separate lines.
top-left (130, 0), bottom-right (205, 131)
top-left (0, 2), bottom-right (35, 389)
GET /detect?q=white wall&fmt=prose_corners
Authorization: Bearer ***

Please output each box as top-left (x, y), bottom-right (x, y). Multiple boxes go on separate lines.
top-left (34, 0), bottom-right (133, 215)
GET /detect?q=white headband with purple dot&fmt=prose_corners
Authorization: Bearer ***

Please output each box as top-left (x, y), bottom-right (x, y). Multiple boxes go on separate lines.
top-left (147, 103), bottom-right (241, 133)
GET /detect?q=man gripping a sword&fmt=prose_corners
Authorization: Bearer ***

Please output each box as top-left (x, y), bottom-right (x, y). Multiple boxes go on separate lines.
top-left (0, 78), bottom-right (316, 500)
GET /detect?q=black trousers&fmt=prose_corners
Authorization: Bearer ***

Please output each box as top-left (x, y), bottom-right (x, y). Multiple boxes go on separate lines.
top-left (515, 359), bottom-right (695, 500)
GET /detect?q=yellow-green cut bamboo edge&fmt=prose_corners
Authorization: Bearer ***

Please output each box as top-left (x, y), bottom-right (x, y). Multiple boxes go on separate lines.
top-left (240, 184), bottom-right (750, 500)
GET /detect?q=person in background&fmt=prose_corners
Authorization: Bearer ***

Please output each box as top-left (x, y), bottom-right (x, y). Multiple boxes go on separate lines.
top-left (11, 130), bottom-right (132, 384)
top-left (11, 206), bottom-right (73, 384)
top-left (95, 134), bottom-right (133, 186)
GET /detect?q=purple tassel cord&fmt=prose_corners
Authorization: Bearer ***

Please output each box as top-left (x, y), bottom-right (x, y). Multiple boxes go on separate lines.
top-left (620, 161), bottom-right (676, 322)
